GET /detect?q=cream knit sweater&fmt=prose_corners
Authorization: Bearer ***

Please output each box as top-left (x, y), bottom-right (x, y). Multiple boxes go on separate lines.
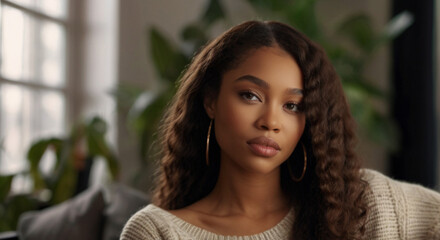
top-left (120, 169), bottom-right (440, 239)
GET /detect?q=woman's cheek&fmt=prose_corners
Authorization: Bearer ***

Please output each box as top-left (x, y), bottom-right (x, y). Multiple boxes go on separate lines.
top-left (218, 98), bottom-right (254, 132)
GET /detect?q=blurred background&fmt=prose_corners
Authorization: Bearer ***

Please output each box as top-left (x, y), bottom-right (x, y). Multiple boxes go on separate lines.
top-left (0, 0), bottom-right (438, 233)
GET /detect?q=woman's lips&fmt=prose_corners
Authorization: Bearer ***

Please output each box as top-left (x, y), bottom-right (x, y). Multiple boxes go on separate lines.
top-left (246, 136), bottom-right (280, 158)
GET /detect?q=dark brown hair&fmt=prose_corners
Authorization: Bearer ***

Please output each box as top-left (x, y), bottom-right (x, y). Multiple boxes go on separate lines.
top-left (152, 20), bottom-right (368, 240)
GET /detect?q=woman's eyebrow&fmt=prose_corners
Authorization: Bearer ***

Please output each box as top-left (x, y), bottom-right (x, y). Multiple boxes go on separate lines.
top-left (235, 74), bottom-right (303, 96)
top-left (234, 75), bottom-right (269, 89)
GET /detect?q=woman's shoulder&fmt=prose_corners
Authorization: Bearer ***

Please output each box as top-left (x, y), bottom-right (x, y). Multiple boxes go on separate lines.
top-left (120, 204), bottom-right (180, 240)
top-left (361, 168), bottom-right (440, 239)
top-left (362, 168), bottom-right (440, 202)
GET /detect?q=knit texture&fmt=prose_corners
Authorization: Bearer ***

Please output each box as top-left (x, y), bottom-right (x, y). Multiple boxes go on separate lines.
top-left (120, 169), bottom-right (440, 239)
top-left (363, 169), bottom-right (440, 239)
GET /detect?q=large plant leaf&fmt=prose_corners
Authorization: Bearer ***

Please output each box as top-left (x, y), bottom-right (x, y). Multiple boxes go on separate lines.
top-left (88, 117), bottom-right (107, 136)
top-left (128, 91), bottom-right (160, 126)
top-left (201, 0), bottom-right (225, 26)
top-left (135, 89), bottom-right (176, 160)
top-left (182, 24), bottom-right (208, 51)
top-left (0, 175), bottom-right (13, 202)
top-left (343, 79), bottom-right (386, 99)
top-left (85, 117), bottom-right (119, 178)
top-left (247, 0), bottom-right (320, 39)
top-left (247, 0), bottom-right (294, 14)
top-left (50, 158), bottom-right (77, 204)
top-left (127, 89), bottom-right (167, 160)
top-left (111, 83), bottom-right (145, 111)
top-left (326, 45), bottom-right (364, 80)
top-left (27, 137), bottom-right (75, 205)
top-left (338, 14), bottom-right (377, 54)
top-left (46, 139), bottom-right (72, 191)
top-left (103, 153), bottom-right (119, 179)
top-left (27, 138), bottom-right (63, 190)
top-left (285, 0), bottom-right (319, 39)
top-left (150, 27), bottom-right (188, 82)
top-left (0, 194), bottom-right (40, 231)
top-left (345, 84), bottom-right (397, 150)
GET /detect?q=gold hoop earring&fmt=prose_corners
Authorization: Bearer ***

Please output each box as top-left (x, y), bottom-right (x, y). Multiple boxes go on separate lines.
top-left (287, 143), bottom-right (307, 182)
top-left (205, 119), bottom-right (213, 166)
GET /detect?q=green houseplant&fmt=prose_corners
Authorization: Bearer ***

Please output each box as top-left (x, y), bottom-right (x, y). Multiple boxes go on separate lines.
top-left (0, 116), bottom-right (118, 231)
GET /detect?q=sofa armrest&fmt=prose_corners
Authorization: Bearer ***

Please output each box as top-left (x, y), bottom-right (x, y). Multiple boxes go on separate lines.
top-left (0, 231), bottom-right (18, 240)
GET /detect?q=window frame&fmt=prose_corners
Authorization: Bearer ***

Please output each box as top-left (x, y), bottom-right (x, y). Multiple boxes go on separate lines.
top-left (0, 0), bottom-right (74, 175)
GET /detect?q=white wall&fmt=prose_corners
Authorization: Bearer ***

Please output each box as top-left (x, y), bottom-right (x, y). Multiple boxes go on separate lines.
top-left (68, 0), bottom-right (119, 186)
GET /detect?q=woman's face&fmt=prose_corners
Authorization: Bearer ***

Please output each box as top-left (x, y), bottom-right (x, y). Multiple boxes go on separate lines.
top-left (205, 46), bottom-right (306, 175)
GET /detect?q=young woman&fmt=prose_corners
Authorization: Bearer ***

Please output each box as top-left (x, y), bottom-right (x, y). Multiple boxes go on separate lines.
top-left (121, 21), bottom-right (440, 240)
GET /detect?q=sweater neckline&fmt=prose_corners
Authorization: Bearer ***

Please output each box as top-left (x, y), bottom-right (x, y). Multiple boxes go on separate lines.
top-left (149, 204), bottom-right (294, 239)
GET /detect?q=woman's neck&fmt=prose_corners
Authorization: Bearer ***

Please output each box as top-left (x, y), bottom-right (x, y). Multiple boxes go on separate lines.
top-left (202, 159), bottom-right (290, 218)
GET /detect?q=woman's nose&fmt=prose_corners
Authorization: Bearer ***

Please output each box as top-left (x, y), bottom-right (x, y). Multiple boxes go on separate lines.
top-left (256, 105), bottom-right (281, 133)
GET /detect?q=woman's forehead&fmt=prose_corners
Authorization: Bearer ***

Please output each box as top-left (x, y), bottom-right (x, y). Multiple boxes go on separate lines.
top-left (221, 46), bottom-right (303, 89)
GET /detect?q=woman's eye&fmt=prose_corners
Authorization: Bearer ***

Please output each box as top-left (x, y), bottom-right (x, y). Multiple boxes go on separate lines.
top-left (239, 91), bottom-right (260, 102)
top-left (284, 102), bottom-right (301, 112)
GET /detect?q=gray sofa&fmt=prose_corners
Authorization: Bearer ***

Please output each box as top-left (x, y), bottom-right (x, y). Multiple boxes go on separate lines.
top-left (1, 184), bottom-right (149, 240)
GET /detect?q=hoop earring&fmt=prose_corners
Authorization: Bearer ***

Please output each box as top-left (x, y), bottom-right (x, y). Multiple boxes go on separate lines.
top-left (205, 119), bottom-right (213, 166)
top-left (287, 143), bottom-right (307, 182)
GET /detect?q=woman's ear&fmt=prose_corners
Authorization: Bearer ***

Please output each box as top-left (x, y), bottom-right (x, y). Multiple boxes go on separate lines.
top-left (204, 95), bottom-right (216, 119)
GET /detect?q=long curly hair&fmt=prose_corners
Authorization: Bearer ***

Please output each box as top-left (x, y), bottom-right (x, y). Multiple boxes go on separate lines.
top-left (152, 20), bottom-right (368, 240)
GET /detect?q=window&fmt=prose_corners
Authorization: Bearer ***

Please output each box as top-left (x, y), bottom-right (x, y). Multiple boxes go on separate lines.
top-left (0, 0), bottom-right (68, 175)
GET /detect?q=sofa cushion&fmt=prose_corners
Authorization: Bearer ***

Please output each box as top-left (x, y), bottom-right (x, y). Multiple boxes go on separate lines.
top-left (18, 187), bottom-right (105, 240)
top-left (102, 184), bottom-right (149, 240)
